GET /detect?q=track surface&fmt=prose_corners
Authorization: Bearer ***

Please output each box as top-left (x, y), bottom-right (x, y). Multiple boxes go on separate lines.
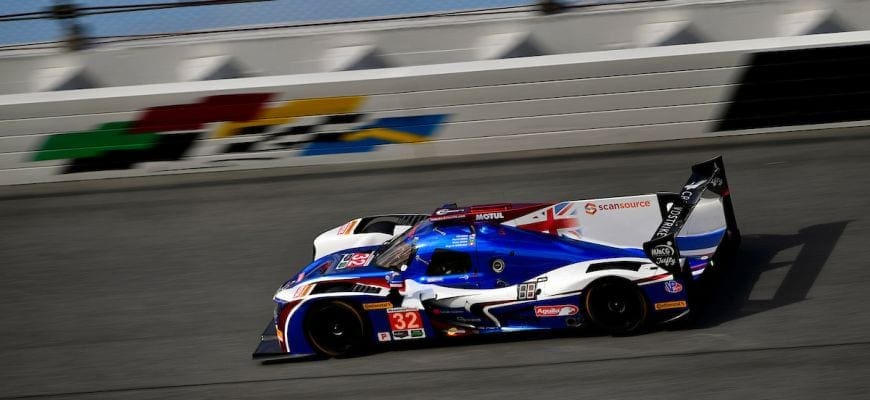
top-left (2, 132), bottom-right (870, 399)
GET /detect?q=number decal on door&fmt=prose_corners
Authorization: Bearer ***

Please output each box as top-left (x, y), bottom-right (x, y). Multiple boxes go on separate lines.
top-left (386, 308), bottom-right (426, 340)
top-left (389, 310), bottom-right (421, 330)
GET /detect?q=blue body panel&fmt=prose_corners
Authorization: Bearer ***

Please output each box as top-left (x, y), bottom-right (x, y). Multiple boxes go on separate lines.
top-left (266, 219), bottom-right (713, 357)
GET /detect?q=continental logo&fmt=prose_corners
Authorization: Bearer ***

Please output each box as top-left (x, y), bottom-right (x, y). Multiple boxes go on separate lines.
top-left (586, 200), bottom-right (651, 215)
top-left (654, 300), bottom-right (687, 311)
top-left (363, 301), bottom-right (394, 311)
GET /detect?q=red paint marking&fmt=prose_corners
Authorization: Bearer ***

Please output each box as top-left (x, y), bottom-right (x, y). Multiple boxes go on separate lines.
top-left (517, 207), bottom-right (579, 235)
top-left (276, 300), bottom-right (301, 353)
top-left (634, 272), bottom-right (672, 284)
top-left (132, 93), bottom-right (272, 133)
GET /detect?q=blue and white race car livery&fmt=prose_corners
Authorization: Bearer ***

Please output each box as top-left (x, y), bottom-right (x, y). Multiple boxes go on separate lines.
top-left (253, 156), bottom-right (740, 360)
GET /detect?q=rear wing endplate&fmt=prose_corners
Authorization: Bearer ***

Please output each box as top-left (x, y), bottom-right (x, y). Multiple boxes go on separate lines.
top-left (642, 156), bottom-right (740, 273)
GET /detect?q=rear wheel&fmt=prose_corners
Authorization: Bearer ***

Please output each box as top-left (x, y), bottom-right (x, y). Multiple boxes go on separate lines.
top-left (584, 278), bottom-right (648, 335)
top-left (304, 300), bottom-right (368, 357)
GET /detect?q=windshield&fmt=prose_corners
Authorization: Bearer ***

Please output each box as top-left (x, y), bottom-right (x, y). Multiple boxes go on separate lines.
top-left (373, 220), bottom-right (428, 270)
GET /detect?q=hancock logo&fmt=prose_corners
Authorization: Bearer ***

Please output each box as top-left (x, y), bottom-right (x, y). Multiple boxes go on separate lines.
top-left (651, 243), bottom-right (675, 257)
top-left (585, 203), bottom-right (597, 215)
top-left (476, 212), bottom-right (504, 221)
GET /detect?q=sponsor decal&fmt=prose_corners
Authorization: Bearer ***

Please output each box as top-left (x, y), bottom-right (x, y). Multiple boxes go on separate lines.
top-left (363, 301), bottom-right (394, 311)
top-left (410, 329), bottom-right (425, 338)
top-left (595, 200), bottom-right (651, 212)
top-left (292, 284), bottom-right (313, 298)
top-left (654, 300), bottom-right (688, 311)
top-left (491, 258), bottom-right (506, 273)
top-left (336, 252), bottom-right (373, 269)
top-left (664, 280), bottom-right (683, 294)
top-left (392, 330), bottom-right (409, 339)
top-left (585, 203), bottom-right (597, 215)
top-left (446, 234), bottom-right (476, 248)
top-left (377, 332), bottom-right (391, 342)
top-left (337, 220), bottom-right (359, 235)
top-left (650, 241), bottom-right (679, 268)
top-left (431, 208), bottom-right (467, 221)
top-left (534, 304), bottom-right (580, 317)
top-left (655, 206), bottom-right (684, 238)
top-left (475, 212), bottom-right (504, 221)
top-left (446, 327), bottom-right (466, 336)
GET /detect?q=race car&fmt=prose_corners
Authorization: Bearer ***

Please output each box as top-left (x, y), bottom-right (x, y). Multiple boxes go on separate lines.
top-left (253, 156), bottom-right (739, 360)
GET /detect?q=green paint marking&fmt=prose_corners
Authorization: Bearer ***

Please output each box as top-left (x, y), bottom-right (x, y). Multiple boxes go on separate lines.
top-left (34, 121), bottom-right (158, 161)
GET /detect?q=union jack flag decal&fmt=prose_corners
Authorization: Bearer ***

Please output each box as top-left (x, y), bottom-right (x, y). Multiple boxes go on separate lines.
top-left (516, 202), bottom-right (582, 239)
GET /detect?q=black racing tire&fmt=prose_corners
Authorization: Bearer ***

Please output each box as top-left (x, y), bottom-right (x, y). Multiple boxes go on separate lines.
top-left (304, 300), bottom-right (368, 357)
top-left (584, 278), bottom-right (648, 335)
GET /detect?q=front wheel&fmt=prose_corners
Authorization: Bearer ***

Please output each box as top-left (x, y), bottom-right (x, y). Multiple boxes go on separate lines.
top-left (584, 278), bottom-right (648, 335)
top-left (304, 300), bottom-right (368, 357)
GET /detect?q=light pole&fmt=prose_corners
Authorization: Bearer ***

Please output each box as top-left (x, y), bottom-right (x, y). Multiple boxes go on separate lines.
top-left (50, 1), bottom-right (88, 51)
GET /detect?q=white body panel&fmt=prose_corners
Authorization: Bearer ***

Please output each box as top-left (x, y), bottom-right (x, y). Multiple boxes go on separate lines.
top-left (312, 215), bottom-right (421, 259)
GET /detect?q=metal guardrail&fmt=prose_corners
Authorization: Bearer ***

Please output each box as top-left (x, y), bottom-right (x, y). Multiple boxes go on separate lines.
top-left (0, 0), bottom-right (652, 51)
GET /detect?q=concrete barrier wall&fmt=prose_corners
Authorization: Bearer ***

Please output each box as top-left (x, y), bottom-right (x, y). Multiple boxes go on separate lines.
top-left (3, 31), bottom-right (870, 185)
top-left (3, 0), bottom-right (869, 95)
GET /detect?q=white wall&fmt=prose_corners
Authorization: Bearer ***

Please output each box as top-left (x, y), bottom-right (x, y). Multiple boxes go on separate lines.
top-left (1, 0), bottom-right (869, 95)
top-left (2, 31), bottom-right (870, 185)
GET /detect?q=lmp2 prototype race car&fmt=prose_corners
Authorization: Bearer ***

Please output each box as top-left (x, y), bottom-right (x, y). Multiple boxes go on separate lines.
top-left (253, 156), bottom-right (740, 360)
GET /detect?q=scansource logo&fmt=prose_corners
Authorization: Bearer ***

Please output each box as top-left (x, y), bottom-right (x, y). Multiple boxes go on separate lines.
top-left (585, 203), bottom-right (597, 215)
top-left (596, 200), bottom-right (651, 211)
top-left (587, 200), bottom-right (651, 215)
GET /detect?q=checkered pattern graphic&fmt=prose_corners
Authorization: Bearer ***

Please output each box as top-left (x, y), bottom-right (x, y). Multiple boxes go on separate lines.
top-left (221, 113), bottom-right (374, 154)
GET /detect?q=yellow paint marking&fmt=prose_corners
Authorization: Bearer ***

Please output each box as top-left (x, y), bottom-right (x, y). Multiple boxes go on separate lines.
top-left (213, 96), bottom-right (364, 138)
top-left (342, 128), bottom-right (427, 143)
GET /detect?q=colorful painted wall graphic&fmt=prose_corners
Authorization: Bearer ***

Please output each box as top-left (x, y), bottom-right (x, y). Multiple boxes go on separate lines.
top-left (33, 93), bottom-right (449, 174)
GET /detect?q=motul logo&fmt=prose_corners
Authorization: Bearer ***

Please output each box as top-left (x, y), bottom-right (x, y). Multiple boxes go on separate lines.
top-left (476, 212), bottom-right (504, 221)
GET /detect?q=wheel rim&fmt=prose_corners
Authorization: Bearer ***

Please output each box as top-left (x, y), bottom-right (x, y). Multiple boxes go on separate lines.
top-left (306, 302), bottom-right (365, 356)
top-left (586, 281), bottom-right (646, 333)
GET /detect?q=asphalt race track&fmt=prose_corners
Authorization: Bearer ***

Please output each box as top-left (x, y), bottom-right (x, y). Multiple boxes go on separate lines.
top-left (2, 130), bottom-right (870, 399)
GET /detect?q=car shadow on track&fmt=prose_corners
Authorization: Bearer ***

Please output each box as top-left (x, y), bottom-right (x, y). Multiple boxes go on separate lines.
top-left (687, 220), bottom-right (850, 329)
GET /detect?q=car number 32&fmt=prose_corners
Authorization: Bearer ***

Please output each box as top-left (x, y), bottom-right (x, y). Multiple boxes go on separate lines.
top-left (389, 310), bottom-right (421, 330)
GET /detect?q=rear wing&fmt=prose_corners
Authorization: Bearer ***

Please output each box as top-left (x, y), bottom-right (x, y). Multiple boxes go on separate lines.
top-left (642, 156), bottom-right (740, 273)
